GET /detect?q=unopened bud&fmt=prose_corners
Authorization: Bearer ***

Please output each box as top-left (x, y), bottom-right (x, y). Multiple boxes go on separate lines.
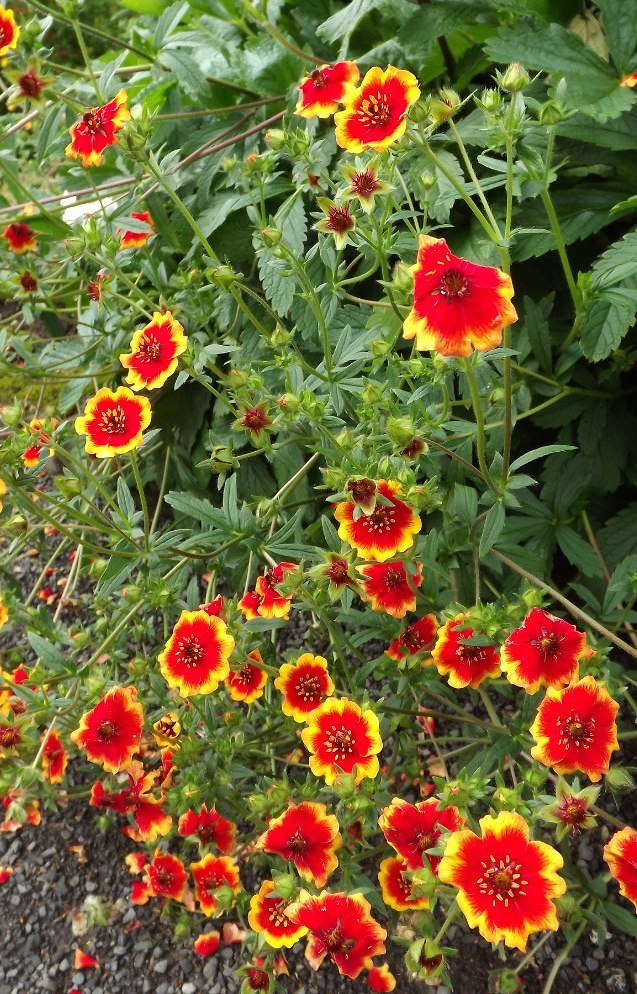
top-left (207, 264), bottom-right (236, 288)
top-left (264, 128), bottom-right (286, 150)
top-left (429, 88), bottom-right (461, 124)
top-left (539, 100), bottom-right (566, 125)
top-left (478, 87), bottom-right (500, 112)
top-left (261, 226), bottom-right (282, 247)
top-left (362, 382), bottom-right (384, 405)
top-left (500, 62), bottom-right (530, 92)
top-left (393, 260), bottom-right (413, 289)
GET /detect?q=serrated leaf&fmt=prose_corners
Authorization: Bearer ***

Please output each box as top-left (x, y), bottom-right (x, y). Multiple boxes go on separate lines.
top-left (160, 49), bottom-right (208, 100)
top-left (598, 502), bottom-right (637, 569)
top-left (154, 0), bottom-right (188, 48)
top-left (512, 183), bottom-right (627, 261)
top-left (27, 633), bottom-right (67, 671)
top-left (479, 503), bottom-right (505, 558)
top-left (256, 249), bottom-right (295, 316)
top-left (276, 194), bottom-right (306, 256)
top-left (116, 478), bottom-right (135, 520)
top-left (579, 293), bottom-right (637, 362)
top-left (164, 490), bottom-right (227, 529)
top-left (597, 0), bottom-right (637, 71)
top-left (590, 231), bottom-right (637, 288)
top-left (522, 296), bottom-right (552, 373)
top-left (317, 0), bottom-right (385, 47)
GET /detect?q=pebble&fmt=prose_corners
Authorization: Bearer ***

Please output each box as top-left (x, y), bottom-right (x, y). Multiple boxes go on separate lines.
top-left (153, 959), bottom-right (168, 974)
top-left (182, 984), bottom-right (196, 994)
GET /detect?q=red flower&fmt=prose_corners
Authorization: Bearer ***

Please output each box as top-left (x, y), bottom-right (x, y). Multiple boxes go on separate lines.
top-left (117, 210), bottom-right (155, 250)
top-left (378, 855), bottom-right (430, 911)
top-left (368, 964), bottom-right (396, 992)
top-left (295, 62), bottom-right (360, 118)
top-left (41, 729), bottom-right (68, 783)
top-left (151, 711), bottom-right (181, 748)
top-left (235, 404), bottom-right (272, 442)
top-left (158, 608), bottom-right (235, 697)
top-left (301, 698), bottom-right (382, 786)
top-left (604, 827), bottom-right (637, 912)
top-left (314, 199), bottom-right (356, 250)
top-left (334, 65), bottom-right (420, 152)
top-left (274, 653), bottom-right (334, 723)
top-left (502, 607), bottom-right (592, 694)
top-left (619, 70), bottom-right (637, 87)
top-left (335, 480), bottom-right (421, 562)
top-left (239, 562), bottom-right (297, 620)
top-left (403, 235), bottom-right (518, 356)
top-left (90, 764), bottom-right (172, 842)
top-left (432, 614), bottom-right (501, 689)
top-left (438, 811), bottom-right (566, 951)
top-left (19, 271), bottom-right (37, 293)
top-left (65, 89), bottom-right (130, 167)
top-left (259, 801), bottom-right (342, 888)
top-left (287, 891), bottom-right (386, 980)
top-left (144, 850), bottom-right (188, 902)
top-left (17, 68), bottom-right (46, 101)
top-left (530, 676), bottom-right (619, 782)
top-left (87, 272), bottom-right (108, 301)
top-left (0, 6), bottom-right (19, 56)
top-left (341, 161), bottom-right (392, 214)
top-left (378, 798), bottom-right (464, 871)
top-left (386, 613), bottom-right (438, 662)
top-left (201, 595), bottom-right (224, 617)
top-left (75, 387), bottom-right (151, 457)
top-left (120, 310), bottom-right (187, 392)
top-left (70, 685), bottom-right (143, 773)
top-left (248, 880), bottom-right (309, 948)
top-left (2, 222), bottom-right (36, 253)
top-left (74, 949), bottom-right (99, 970)
top-left (0, 866), bottom-right (13, 884)
top-left (359, 560), bottom-right (423, 618)
top-left (190, 853), bottom-right (241, 916)
top-left (226, 649), bottom-right (268, 704)
top-left (194, 930), bottom-right (220, 956)
top-left (178, 804), bottom-right (236, 853)
top-left (0, 791), bottom-right (40, 832)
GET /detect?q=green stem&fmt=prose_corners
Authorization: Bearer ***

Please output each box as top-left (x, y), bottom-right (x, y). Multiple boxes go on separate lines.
top-left (539, 186), bottom-right (580, 313)
top-left (541, 921), bottom-right (586, 994)
top-left (462, 358), bottom-right (501, 495)
top-left (129, 451), bottom-right (150, 548)
top-left (449, 119), bottom-right (501, 238)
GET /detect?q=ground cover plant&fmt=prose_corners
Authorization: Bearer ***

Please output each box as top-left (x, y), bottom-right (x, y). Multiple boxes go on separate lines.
top-left (1, 0), bottom-right (637, 991)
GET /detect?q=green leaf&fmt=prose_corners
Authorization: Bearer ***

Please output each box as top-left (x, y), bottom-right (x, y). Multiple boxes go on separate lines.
top-left (116, 478), bottom-right (136, 521)
top-left (154, 0), bottom-right (188, 48)
top-left (317, 0), bottom-right (385, 47)
top-left (579, 292), bottom-right (637, 362)
top-left (256, 250), bottom-right (295, 316)
top-left (465, 734), bottom-right (513, 776)
top-left (399, 2), bottom-right (482, 57)
top-left (559, 107), bottom-right (637, 150)
top-left (160, 49), bottom-right (208, 100)
top-left (602, 901), bottom-right (637, 937)
top-left (555, 525), bottom-right (602, 577)
top-left (27, 633), bottom-right (67, 671)
top-left (597, 0), bottom-right (637, 71)
top-left (510, 445), bottom-right (575, 472)
top-left (512, 183), bottom-right (627, 261)
top-left (97, 545), bottom-right (137, 596)
top-left (598, 502), bottom-right (637, 569)
top-left (590, 231), bottom-right (637, 288)
top-left (37, 104), bottom-right (67, 164)
top-left (276, 194), bottom-right (307, 256)
top-left (164, 490), bottom-right (227, 529)
top-left (479, 503), bottom-right (505, 558)
top-left (121, 0), bottom-right (166, 12)
top-left (522, 296), bottom-right (552, 373)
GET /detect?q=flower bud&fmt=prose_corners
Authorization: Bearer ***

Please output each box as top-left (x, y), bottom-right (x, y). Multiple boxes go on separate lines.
top-left (362, 382), bottom-right (384, 405)
top-left (207, 264), bottom-right (237, 288)
top-left (270, 326), bottom-right (291, 347)
top-left (409, 98), bottom-right (430, 123)
top-left (209, 445), bottom-right (239, 474)
top-left (277, 393), bottom-right (300, 412)
top-left (221, 156), bottom-right (237, 171)
top-left (539, 100), bottom-right (566, 125)
top-left (260, 226), bottom-right (282, 247)
top-left (370, 338), bottom-right (391, 358)
top-left (419, 170), bottom-right (436, 190)
top-left (428, 88), bottom-right (461, 124)
top-left (387, 416), bottom-right (416, 446)
top-left (392, 259), bottom-right (414, 289)
top-left (500, 62), bottom-right (530, 92)
top-left (264, 128), bottom-right (286, 150)
top-left (605, 765), bottom-right (635, 792)
top-left (0, 404), bottom-right (21, 426)
top-left (478, 87), bottom-right (500, 112)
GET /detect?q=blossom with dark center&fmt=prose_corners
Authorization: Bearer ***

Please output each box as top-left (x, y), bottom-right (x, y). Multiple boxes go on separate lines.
top-left (259, 801), bottom-right (342, 888)
top-left (335, 65), bottom-right (420, 152)
top-left (295, 62), bottom-right (360, 118)
top-left (386, 613), bottom-right (438, 662)
top-left (238, 562), bottom-right (298, 621)
top-left (544, 779), bottom-right (599, 840)
top-left (178, 803), bottom-right (236, 853)
top-left (70, 686), bottom-right (144, 773)
top-left (301, 697), bottom-right (382, 786)
top-left (378, 855), bottom-right (431, 911)
top-left (226, 649), bottom-right (268, 704)
top-left (19, 271), bottom-right (37, 293)
top-left (41, 729), bottom-right (68, 783)
top-left (501, 607), bottom-right (592, 694)
top-left (65, 89), bottom-right (130, 167)
top-left (530, 676), bottom-right (619, 782)
top-left (158, 609), bottom-right (235, 697)
top-left (358, 560), bottom-right (423, 618)
top-left (341, 161), bottom-right (392, 213)
top-left (2, 222), bottom-right (36, 253)
top-left (274, 653), bottom-right (334, 723)
top-left (403, 235), bottom-right (517, 356)
top-left (90, 762), bottom-right (172, 842)
top-left (117, 210), bottom-right (155, 250)
top-left (335, 479), bottom-right (421, 562)
top-left (432, 614), bottom-right (500, 689)
top-left (120, 311), bottom-right (187, 391)
top-left (190, 853), bottom-right (241, 916)
top-left (144, 850), bottom-right (188, 902)
top-left (151, 711), bottom-right (181, 748)
top-left (287, 891), bottom-right (386, 979)
top-left (74, 386), bottom-right (151, 457)
top-left (378, 797), bottom-right (464, 871)
top-left (314, 198), bottom-right (356, 250)
top-left (604, 826), bottom-right (637, 912)
top-left (0, 6), bottom-right (19, 56)
top-left (248, 879), bottom-right (309, 947)
top-left (17, 67), bottom-right (46, 101)
top-left (438, 811), bottom-right (566, 951)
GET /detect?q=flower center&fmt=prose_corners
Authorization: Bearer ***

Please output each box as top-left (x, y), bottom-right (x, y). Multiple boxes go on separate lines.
top-left (296, 675), bottom-right (321, 702)
top-left (477, 854), bottom-right (527, 906)
top-left (322, 923), bottom-right (344, 950)
top-left (19, 71), bottom-right (42, 98)
top-left (176, 635), bottom-right (205, 667)
top-left (99, 405), bottom-right (127, 435)
top-left (416, 830), bottom-right (436, 852)
top-left (438, 269), bottom-right (470, 298)
top-left (155, 869), bottom-right (173, 889)
top-left (458, 640), bottom-right (486, 663)
top-left (0, 726), bottom-right (20, 747)
top-left (137, 332), bottom-right (161, 361)
top-left (383, 567), bottom-right (406, 589)
top-left (327, 559), bottom-right (349, 585)
top-left (403, 627), bottom-right (426, 653)
top-left (362, 504), bottom-right (397, 534)
top-left (267, 899), bottom-right (292, 928)
top-left (247, 968), bottom-right (269, 990)
top-left (242, 407), bottom-right (269, 431)
top-left (359, 91), bottom-right (391, 126)
top-left (531, 630), bottom-right (563, 657)
top-left (310, 69), bottom-right (327, 88)
top-left (82, 108), bottom-right (107, 136)
top-left (235, 665), bottom-right (255, 686)
top-left (96, 720), bottom-right (115, 741)
top-left (325, 725), bottom-right (354, 760)
top-left (561, 797), bottom-right (587, 826)
top-left (559, 712), bottom-right (595, 746)
top-left (287, 829), bottom-right (307, 854)
top-left (327, 206), bottom-right (353, 233)
top-left (156, 718), bottom-right (178, 738)
top-left (352, 170), bottom-right (378, 196)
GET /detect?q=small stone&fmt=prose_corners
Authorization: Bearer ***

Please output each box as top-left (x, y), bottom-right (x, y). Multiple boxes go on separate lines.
top-left (153, 960), bottom-right (168, 975)
top-left (182, 984), bottom-right (196, 994)
top-left (586, 957), bottom-right (600, 972)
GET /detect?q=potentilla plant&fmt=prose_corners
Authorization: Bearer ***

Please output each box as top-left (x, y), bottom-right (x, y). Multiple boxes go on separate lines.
top-left (0, 1), bottom-right (637, 992)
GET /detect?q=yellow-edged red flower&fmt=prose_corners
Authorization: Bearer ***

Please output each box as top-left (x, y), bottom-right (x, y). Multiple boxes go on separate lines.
top-left (151, 711), bottom-right (181, 748)
top-left (403, 235), bottom-right (517, 356)
top-left (501, 607), bottom-right (592, 694)
top-left (119, 310), bottom-right (187, 392)
top-left (287, 890), bottom-right (386, 979)
top-left (248, 879), bottom-right (309, 948)
top-left (301, 697), bottom-right (382, 786)
top-left (65, 89), bottom-right (130, 167)
top-left (193, 930), bottom-right (220, 957)
top-left (178, 803), bottom-right (236, 852)
top-left (225, 649), bottom-right (268, 704)
top-left (70, 685), bottom-right (143, 774)
top-left (90, 766), bottom-right (172, 843)
top-left (274, 653), bottom-right (334, 722)
top-left (438, 811), bottom-right (566, 951)
top-left (144, 850), bottom-right (188, 902)
top-left (259, 801), bottom-right (342, 888)
top-left (295, 62), bottom-right (359, 118)
top-left (603, 827), bottom-right (637, 912)
top-left (378, 855), bottom-right (431, 911)
top-left (41, 729), bottom-right (68, 783)
top-left (117, 210), bottom-right (155, 250)
top-left (368, 964), bottom-right (397, 992)
top-left (334, 66), bottom-right (420, 152)
top-left (378, 798), bottom-right (464, 871)
top-left (2, 222), bottom-right (36, 253)
top-left (530, 676), bottom-right (619, 782)
top-left (432, 615), bottom-right (501, 689)
top-left (359, 560), bottom-right (423, 618)
top-left (190, 853), bottom-right (241, 916)
top-left (334, 479), bottom-right (421, 562)
top-left (158, 609), bottom-right (235, 697)
top-left (0, 6), bottom-right (19, 56)
top-left (75, 387), bottom-right (151, 457)
top-left (238, 562), bottom-right (297, 620)
top-left (385, 613), bottom-right (438, 662)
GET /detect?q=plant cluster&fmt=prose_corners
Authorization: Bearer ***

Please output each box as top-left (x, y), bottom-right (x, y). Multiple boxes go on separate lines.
top-left (1, 1), bottom-right (637, 992)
